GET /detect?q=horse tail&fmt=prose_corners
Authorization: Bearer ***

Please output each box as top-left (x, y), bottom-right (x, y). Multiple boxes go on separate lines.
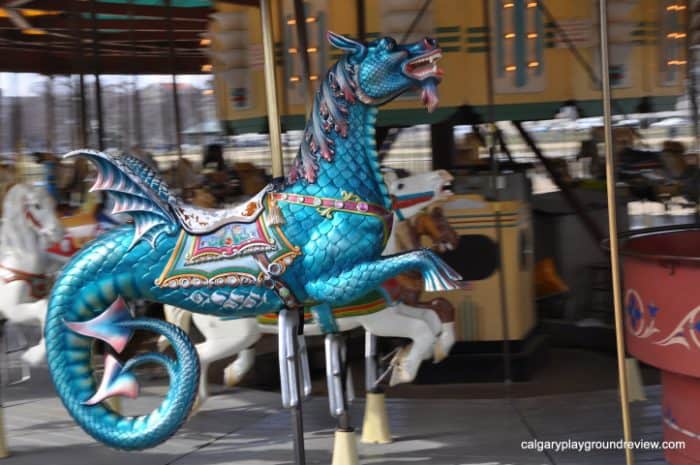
top-left (45, 228), bottom-right (199, 450)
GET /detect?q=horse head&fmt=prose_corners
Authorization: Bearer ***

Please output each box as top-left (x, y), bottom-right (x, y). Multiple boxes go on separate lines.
top-left (3, 183), bottom-right (64, 246)
top-left (413, 206), bottom-right (459, 253)
top-left (385, 169), bottom-right (453, 220)
top-left (328, 32), bottom-right (443, 112)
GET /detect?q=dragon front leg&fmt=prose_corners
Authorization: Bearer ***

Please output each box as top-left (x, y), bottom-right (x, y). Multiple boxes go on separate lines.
top-left (305, 248), bottom-right (464, 305)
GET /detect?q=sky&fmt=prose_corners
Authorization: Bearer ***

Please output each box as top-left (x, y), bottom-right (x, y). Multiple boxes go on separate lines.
top-left (0, 73), bottom-right (211, 97)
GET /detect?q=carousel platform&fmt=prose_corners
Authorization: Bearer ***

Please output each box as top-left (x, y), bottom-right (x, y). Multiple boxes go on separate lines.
top-left (0, 365), bottom-right (666, 465)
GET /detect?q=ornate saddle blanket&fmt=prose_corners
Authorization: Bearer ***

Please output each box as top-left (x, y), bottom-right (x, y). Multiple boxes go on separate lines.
top-left (156, 196), bottom-right (301, 300)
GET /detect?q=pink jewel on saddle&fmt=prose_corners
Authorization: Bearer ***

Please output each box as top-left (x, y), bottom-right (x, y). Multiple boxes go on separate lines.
top-left (334, 200), bottom-right (344, 208)
top-left (357, 202), bottom-right (369, 212)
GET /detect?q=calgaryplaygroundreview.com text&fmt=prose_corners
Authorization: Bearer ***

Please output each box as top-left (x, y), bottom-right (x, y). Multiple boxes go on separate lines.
top-left (521, 439), bottom-right (686, 453)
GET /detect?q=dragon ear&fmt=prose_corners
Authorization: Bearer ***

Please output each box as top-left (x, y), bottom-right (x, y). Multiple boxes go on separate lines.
top-left (327, 31), bottom-right (365, 58)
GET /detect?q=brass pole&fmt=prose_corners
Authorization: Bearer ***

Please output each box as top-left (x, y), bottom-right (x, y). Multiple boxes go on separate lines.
top-left (260, 0), bottom-right (284, 178)
top-left (598, 1), bottom-right (633, 464)
top-left (292, 0), bottom-right (314, 118)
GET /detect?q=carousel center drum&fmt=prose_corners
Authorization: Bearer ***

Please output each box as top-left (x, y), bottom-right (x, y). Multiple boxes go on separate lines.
top-left (621, 226), bottom-right (700, 465)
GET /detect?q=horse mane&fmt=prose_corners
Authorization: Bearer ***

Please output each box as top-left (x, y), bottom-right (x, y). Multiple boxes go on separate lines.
top-left (288, 57), bottom-right (357, 184)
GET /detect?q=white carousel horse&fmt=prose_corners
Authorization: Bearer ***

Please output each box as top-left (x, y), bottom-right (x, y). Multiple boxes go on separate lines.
top-left (162, 169), bottom-right (457, 406)
top-left (0, 184), bottom-right (64, 366)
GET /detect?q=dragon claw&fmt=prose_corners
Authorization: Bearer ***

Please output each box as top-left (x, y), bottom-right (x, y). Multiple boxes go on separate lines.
top-left (64, 297), bottom-right (134, 353)
top-left (83, 354), bottom-right (139, 406)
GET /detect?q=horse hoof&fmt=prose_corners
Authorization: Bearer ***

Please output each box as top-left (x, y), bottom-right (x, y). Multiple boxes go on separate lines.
top-left (190, 395), bottom-right (206, 416)
top-left (389, 345), bottom-right (419, 386)
top-left (439, 322), bottom-right (456, 356)
top-left (156, 336), bottom-right (170, 352)
top-left (433, 341), bottom-right (447, 363)
top-left (21, 346), bottom-right (45, 367)
top-left (389, 364), bottom-right (414, 386)
top-left (223, 366), bottom-right (240, 388)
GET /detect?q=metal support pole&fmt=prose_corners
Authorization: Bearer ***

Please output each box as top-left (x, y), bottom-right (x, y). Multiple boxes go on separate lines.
top-left (687, 26), bottom-right (699, 159)
top-left (10, 76), bottom-right (22, 163)
top-left (165, 0), bottom-right (184, 160)
top-left (356, 0), bottom-right (366, 42)
top-left (599, 1), bottom-right (633, 464)
top-left (482, 0), bottom-right (511, 388)
top-left (292, 0), bottom-right (314, 118)
top-left (260, 0), bottom-right (285, 178)
top-left (78, 74), bottom-right (88, 147)
top-left (278, 308), bottom-right (307, 465)
top-left (45, 76), bottom-right (55, 153)
top-left (90, 0), bottom-right (105, 151)
top-left (128, 0), bottom-right (143, 149)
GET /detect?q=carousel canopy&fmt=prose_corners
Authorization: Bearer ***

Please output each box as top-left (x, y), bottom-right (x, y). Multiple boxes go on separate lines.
top-left (0, 0), bottom-right (257, 74)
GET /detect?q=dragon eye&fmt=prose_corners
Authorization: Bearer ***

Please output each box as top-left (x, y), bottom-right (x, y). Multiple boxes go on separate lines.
top-left (383, 38), bottom-right (396, 50)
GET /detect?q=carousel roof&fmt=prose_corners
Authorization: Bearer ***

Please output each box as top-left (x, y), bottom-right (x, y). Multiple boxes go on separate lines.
top-left (0, 0), bottom-right (257, 74)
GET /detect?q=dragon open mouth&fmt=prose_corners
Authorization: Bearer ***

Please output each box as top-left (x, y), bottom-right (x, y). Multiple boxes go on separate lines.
top-left (404, 49), bottom-right (443, 113)
top-left (404, 50), bottom-right (443, 80)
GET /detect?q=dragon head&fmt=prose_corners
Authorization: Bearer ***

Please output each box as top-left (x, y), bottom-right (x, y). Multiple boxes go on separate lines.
top-left (328, 32), bottom-right (443, 112)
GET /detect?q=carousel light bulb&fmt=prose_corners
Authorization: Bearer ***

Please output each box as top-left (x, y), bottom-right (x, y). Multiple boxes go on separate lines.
top-left (506, 65), bottom-right (516, 71)
top-left (200, 38), bottom-right (211, 46)
top-left (201, 64), bottom-right (213, 72)
top-left (504, 33), bottom-right (515, 39)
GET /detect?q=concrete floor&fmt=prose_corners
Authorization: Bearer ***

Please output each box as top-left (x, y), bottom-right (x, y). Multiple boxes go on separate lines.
top-left (0, 364), bottom-right (667, 465)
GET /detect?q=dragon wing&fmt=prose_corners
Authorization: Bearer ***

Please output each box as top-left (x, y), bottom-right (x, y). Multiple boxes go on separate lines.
top-left (65, 150), bottom-right (178, 248)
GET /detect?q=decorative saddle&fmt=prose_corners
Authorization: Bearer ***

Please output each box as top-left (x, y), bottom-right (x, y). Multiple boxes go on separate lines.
top-left (173, 187), bottom-right (268, 235)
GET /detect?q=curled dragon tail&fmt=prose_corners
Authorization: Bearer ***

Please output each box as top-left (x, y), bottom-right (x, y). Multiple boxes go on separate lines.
top-left (46, 280), bottom-right (199, 450)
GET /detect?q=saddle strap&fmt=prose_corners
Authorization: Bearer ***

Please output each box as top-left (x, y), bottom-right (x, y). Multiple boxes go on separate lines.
top-left (271, 192), bottom-right (393, 242)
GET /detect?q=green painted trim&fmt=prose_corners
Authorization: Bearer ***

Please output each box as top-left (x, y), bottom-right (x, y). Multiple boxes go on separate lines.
top-left (455, 225), bottom-right (519, 230)
top-left (466, 36), bottom-right (488, 43)
top-left (467, 26), bottom-right (489, 33)
top-left (222, 96), bottom-right (680, 133)
top-left (466, 46), bottom-right (488, 53)
top-left (438, 35), bottom-right (461, 43)
top-left (435, 26), bottom-right (461, 33)
top-left (449, 213), bottom-right (518, 219)
top-left (442, 46), bottom-right (462, 53)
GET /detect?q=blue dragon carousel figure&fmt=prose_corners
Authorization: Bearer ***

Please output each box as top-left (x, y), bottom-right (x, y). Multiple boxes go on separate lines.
top-left (46, 31), bottom-right (459, 451)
